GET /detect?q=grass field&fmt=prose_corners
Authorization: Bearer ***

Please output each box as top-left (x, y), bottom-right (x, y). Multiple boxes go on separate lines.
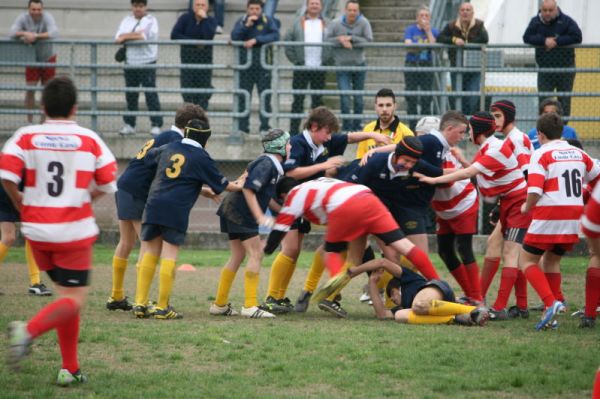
top-left (1, 245), bottom-right (598, 398)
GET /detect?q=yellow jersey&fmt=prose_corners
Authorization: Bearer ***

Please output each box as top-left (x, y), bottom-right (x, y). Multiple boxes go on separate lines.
top-left (355, 116), bottom-right (414, 159)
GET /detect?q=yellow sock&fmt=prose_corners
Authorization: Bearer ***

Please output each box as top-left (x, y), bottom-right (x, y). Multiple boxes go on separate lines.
top-left (25, 242), bottom-right (40, 285)
top-left (303, 251), bottom-right (325, 293)
top-left (399, 255), bottom-right (417, 272)
top-left (326, 261), bottom-right (353, 301)
top-left (0, 242), bottom-right (9, 264)
top-left (428, 300), bottom-right (475, 316)
top-left (407, 311), bottom-right (455, 325)
top-left (111, 256), bottom-right (128, 301)
top-left (267, 253), bottom-right (294, 298)
top-left (244, 270), bottom-right (260, 308)
top-left (157, 258), bottom-right (176, 309)
top-left (278, 258), bottom-right (297, 299)
top-left (215, 267), bottom-right (237, 306)
top-left (135, 253), bottom-right (159, 305)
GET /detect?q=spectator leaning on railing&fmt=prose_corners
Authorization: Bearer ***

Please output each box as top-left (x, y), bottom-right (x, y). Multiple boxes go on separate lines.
top-left (523, 0), bottom-right (582, 120)
top-left (437, 1), bottom-right (488, 117)
top-left (284, 0), bottom-right (332, 136)
top-left (171, 0), bottom-right (217, 110)
top-left (9, 0), bottom-right (59, 124)
top-left (115, 0), bottom-right (163, 136)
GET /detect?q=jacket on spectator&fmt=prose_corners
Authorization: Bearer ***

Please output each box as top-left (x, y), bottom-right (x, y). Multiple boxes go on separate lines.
top-left (522, 8), bottom-right (582, 68)
top-left (170, 11), bottom-right (218, 64)
top-left (437, 18), bottom-right (488, 66)
top-left (326, 14), bottom-right (373, 66)
top-left (284, 15), bottom-right (333, 66)
top-left (231, 13), bottom-right (279, 65)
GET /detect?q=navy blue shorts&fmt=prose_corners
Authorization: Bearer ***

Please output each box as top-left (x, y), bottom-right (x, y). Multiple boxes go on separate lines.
top-left (220, 216), bottom-right (258, 241)
top-left (420, 279), bottom-right (456, 303)
top-left (115, 189), bottom-right (146, 221)
top-left (0, 202), bottom-right (20, 222)
top-left (291, 217), bottom-right (311, 234)
top-left (141, 223), bottom-right (186, 246)
top-left (386, 203), bottom-right (429, 235)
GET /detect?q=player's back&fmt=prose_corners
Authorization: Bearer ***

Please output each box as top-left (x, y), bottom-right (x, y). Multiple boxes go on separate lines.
top-left (431, 151), bottom-right (477, 220)
top-left (504, 127), bottom-right (533, 175)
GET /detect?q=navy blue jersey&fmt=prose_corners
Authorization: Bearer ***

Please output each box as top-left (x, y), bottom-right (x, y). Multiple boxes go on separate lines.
top-left (217, 154), bottom-right (283, 227)
top-left (283, 131), bottom-right (349, 182)
top-left (391, 267), bottom-right (428, 309)
top-left (336, 158), bottom-right (361, 182)
top-left (143, 139), bottom-right (229, 232)
top-left (117, 129), bottom-right (183, 200)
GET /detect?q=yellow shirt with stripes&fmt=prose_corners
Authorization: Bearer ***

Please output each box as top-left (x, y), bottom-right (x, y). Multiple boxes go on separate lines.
top-left (355, 116), bottom-right (414, 159)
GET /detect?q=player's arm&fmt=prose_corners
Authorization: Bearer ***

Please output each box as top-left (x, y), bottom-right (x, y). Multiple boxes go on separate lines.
top-left (359, 144), bottom-right (396, 166)
top-left (268, 198), bottom-right (282, 214)
top-left (1, 179), bottom-right (22, 211)
top-left (243, 188), bottom-right (274, 228)
top-left (347, 131), bottom-right (392, 146)
top-left (285, 156), bottom-right (344, 180)
top-left (414, 164), bottom-right (479, 185)
top-left (368, 269), bottom-right (394, 320)
top-left (521, 192), bottom-right (541, 214)
top-left (347, 258), bottom-right (403, 279)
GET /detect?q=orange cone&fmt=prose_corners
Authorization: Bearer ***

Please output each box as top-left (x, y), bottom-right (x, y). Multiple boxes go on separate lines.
top-left (178, 263), bottom-right (196, 272)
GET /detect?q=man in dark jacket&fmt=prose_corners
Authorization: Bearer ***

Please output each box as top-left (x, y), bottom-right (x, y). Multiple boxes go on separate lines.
top-left (523, 0), bottom-right (582, 119)
top-left (437, 2), bottom-right (488, 116)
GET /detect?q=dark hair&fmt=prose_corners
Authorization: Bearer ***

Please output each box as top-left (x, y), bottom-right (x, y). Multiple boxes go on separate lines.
top-left (536, 112), bottom-right (563, 140)
top-left (538, 97), bottom-right (564, 116)
top-left (131, 0), bottom-right (147, 5)
top-left (375, 88), bottom-right (395, 103)
top-left (276, 177), bottom-right (298, 198)
top-left (345, 0), bottom-right (359, 7)
top-left (247, 0), bottom-right (263, 7)
top-left (386, 277), bottom-right (402, 299)
top-left (302, 106), bottom-right (340, 133)
top-left (174, 103), bottom-right (208, 129)
top-left (440, 110), bottom-right (468, 131)
top-left (565, 138), bottom-right (583, 150)
top-left (42, 76), bottom-right (77, 118)
top-left (28, 0), bottom-right (43, 6)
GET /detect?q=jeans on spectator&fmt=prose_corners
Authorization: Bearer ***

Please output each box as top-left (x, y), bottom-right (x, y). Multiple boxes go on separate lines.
top-left (263, 0), bottom-right (278, 18)
top-left (238, 65), bottom-right (271, 133)
top-left (290, 70), bottom-right (326, 135)
top-left (336, 68), bottom-right (366, 132)
top-left (404, 62), bottom-right (435, 130)
top-left (208, 0), bottom-right (225, 27)
top-left (450, 71), bottom-right (481, 116)
top-left (538, 70), bottom-right (575, 118)
top-left (123, 64), bottom-right (163, 128)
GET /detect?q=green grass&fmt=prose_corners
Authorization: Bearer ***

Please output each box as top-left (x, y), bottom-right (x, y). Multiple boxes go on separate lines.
top-left (1, 245), bottom-right (598, 398)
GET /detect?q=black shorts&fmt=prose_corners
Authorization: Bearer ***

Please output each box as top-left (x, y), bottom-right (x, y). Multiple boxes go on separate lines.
top-left (141, 223), bottom-right (186, 246)
top-left (419, 279), bottom-right (456, 303)
top-left (522, 243), bottom-right (567, 257)
top-left (0, 204), bottom-right (20, 222)
top-left (220, 216), bottom-right (259, 242)
top-left (46, 266), bottom-right (90, 287)
top-left (291, 217), bottom-right (311, 234)
top-left (504, 227), bottom-right (527, 244)
top-left (115, 189), bottom-right (146, 221)
top-left (387, 204), bottom-right (428, 235)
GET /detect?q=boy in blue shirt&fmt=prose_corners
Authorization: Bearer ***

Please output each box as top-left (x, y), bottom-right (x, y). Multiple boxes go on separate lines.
top-left (527, 98), bottom-right (577, 150)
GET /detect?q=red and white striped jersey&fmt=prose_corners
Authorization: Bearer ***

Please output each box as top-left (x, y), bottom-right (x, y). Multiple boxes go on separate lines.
top-left (527, 140), bottom-right (600, 244)
top-left (431, 151), bottom-right (478, 220)
top-left (471, 135), bottom-right (527, 202)
top-left (582, 183), bottom-right (600, 239)
top-left (503, 127), bottom-right (532, 175)
top-left (0, 120), bottom-right (117, 249)
top-left (273, 177), bottom-right (370, 232)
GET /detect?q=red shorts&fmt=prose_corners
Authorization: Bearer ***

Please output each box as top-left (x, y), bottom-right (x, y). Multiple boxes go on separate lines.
top-left (326, 192), bottom-right (399, 243)
top-left (25, 54), bottom-right (57, 83)
top-left (436, 201), bottom-right (478, 235)
top-left (499, 193), bottom-right (531, 234)
top-left (29, 241), bottom-right (92, 272)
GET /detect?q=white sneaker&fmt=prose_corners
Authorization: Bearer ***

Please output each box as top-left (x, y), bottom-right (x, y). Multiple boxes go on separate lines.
top-left (119, 124), bottom-right (136, 135)
top-left (209, 303), bottom-right (239, 316)
top-left (215, 26), bottom-right (223, 34)
top-left (150, 126), bottom-right (161, 136)
top-left (241, 306), bottom-right (276, 318)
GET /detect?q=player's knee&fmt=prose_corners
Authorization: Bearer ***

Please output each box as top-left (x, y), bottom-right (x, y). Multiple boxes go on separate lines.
top-left (412, 299), bottom-right (430, 314)
top-left (2, 234), bottom-right (16, 247)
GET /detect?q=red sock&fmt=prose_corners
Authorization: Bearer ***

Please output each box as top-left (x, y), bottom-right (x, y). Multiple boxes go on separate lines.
top-left (524, 265), bottom-right (555, 308)
top-left (406, 247), bottom-right (439, 280)
top-left (57, 312), bottom-right (80, 374)
top-left (450, 264), bottom-right (471, 298)
top-left (325, 252), bottom-right (344, 277)
top-left (27, 298), bottom-right (79, 339)
top-left (593, 368), bottom-right (600, 399)
top-left (492, 267), bottom-right (518, 311)
top-left (514, 270), bottom-right (528, 309)
top-left (545, 272), bottom-right (564, 302)
top-left (480, 257), bottom-right (501, 298)
top-left (465, 262), bottom-right (483, 301)
top-left (585, 268), bottom-right (600, 318)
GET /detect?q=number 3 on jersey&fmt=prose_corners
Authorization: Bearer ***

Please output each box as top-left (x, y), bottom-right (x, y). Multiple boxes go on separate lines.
top-left (136, 139), bottom-right (155, 160)
top-left (166, 154), bottom-right (185, 178)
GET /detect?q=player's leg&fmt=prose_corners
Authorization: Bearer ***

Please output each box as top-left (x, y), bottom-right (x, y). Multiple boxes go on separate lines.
top-left (411, 285), bottom-right (489, 326)
top-left (481, 221), bottom-right (503, 299)
top-left (26, 240), bottom-right (52, 296)
top-left (456, 234), bottom-right (483, 303)
top-left (400, 287), bottom-right (454, 324)
top-left (489, 238), bottom-right (520, 319)
top-left (240, 234), bottom-right (275, 318)
top-left (154, 234), bottom-right (183, 319)
top-left (582, 238), bottom-right (600, 328)
top-left (437, 232), bottom-right (472, 300)
top-left (295, 243), bottom-right (326, 312)
top-left (541, 251), bottom-right (565, 303)
top-left (134, 227), bottom-right (162, 317)
top-left (387, 237), bottom-right (439, 280)
top-left (107, 219), bottom-right (138, 310)
top-left (211, 237), bottom-right (245, 316)
top-left (0, 221), bottom-right (16, 264)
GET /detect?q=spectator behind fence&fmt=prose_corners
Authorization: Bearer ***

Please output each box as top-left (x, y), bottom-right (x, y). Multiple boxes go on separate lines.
top-left (190, 0), bottom-right (224, 34)
top-left (327, 0), bottom-right (373, 132)
top-left (404, 5), bottom-right (439, 131)
top-left (284, 0), bottom-right (332, 136)
top-left (527, 97), bottom-right (578, 150)
top-left (296, 0), bottom-right (339, 20)
top-left (437, 2), bottom-right (488, 116)
top-left (523, 0), bottom-right (582, 119)
top-left (115, 0), bottom-right (163, 136)
top-left (9, 0), bottom-right (59, 124)
top-left (172, 0), bottom-right (217, 110)
top-left (231, 0), bottom-right (279, 137)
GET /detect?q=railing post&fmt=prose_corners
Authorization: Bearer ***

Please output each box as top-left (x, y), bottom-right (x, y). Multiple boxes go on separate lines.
top-left (232, 45), bottom-right (241, 134)
top-left (480, 45), bottom-right (487, 112)
top-left (455, 47), bottom-right (463, 112)
top-left (271, 43), bottom-right (280, 132)
top-left (90, 43), bottom-right (98, 133)
top-left (69, 42), bottom-right (75, 80)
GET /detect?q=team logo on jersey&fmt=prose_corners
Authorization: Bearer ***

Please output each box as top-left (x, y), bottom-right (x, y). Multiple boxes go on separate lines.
top-left (552, 149), bottom-right (583, 161)
top-left (32, 134), bottom-right (81, 151)
top-left (405, 220), bottom-right (418, 230)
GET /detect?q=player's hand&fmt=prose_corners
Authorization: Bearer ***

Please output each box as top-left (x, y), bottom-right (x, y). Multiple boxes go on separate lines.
top-left (368, 268), bottom-right (384, 284)
top-left (488, 204), bottom-right (500, 226)
top-left (259, 215), bottom-right (275, 229)
top-left (520, 203), bottom-right (529, 214)
top-left (244, 38), bottom-right (257, 48)
top-left (347, 266), bottom-right (358, 278)
top-left (359, 149), bottom-right (376, 166)
top-left (371, 134), bottom-right (392, 146)
top-left (323, 156), bottom-right (344, 170)
top-left (234, 170), bottom-right (248, 185)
